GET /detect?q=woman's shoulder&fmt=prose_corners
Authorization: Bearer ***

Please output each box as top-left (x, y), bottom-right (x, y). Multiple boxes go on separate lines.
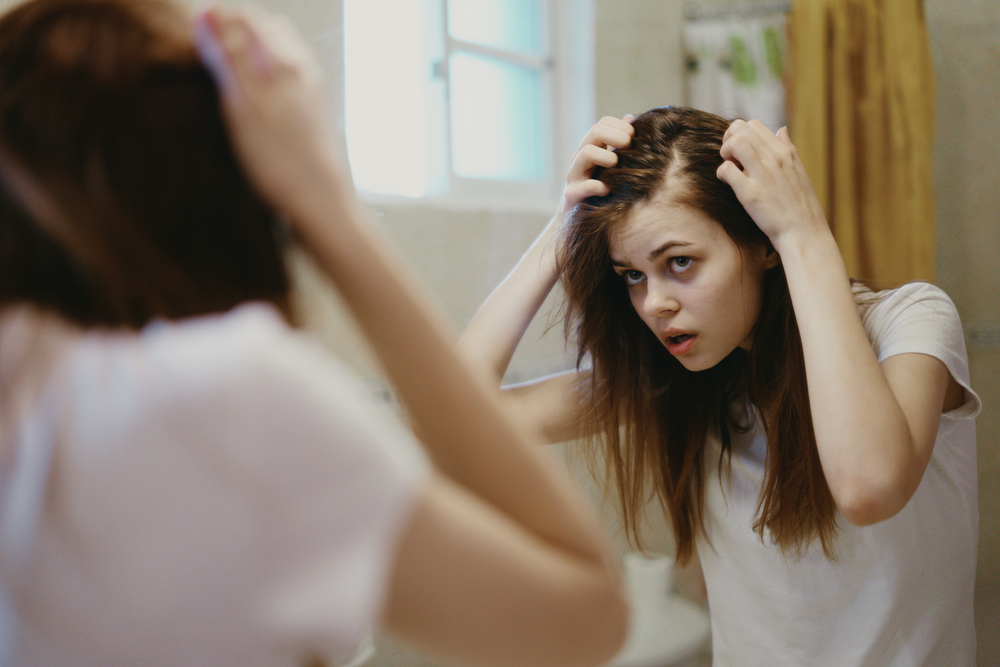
top-left (135, 303), bottom-right (391, 420)
top-left (48, 302), bottom-right (361, 433)
top-left (129, 302), bottom-right (351, 390)
top-left (854, 280), bottom-right (961, 334)
top-left (138, 300), bottom-right (301, 366)
top-left (855, 281), bottom-right (977, 406)
top-left (75, 300), bottom-right (427, 486)
top-left (854, 279), bottom-right (954, 308)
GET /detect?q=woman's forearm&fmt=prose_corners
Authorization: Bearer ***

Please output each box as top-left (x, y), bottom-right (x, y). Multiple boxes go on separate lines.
top-left (458, 115), bottom-right (635, 389)
top-left (457, 216), bottom-right (562, 385)
top-left (285, 162), bottom-right (613, 566)
top-left (775, 230), bottom-right (923, 524)
top-left (718, 121), bottom-right (940, 525)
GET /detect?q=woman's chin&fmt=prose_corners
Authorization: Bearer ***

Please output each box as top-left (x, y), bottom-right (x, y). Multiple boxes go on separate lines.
top-left (673, 349), bottom-right (732, 372)
top-left (676, 356), bottom-right (713, 372)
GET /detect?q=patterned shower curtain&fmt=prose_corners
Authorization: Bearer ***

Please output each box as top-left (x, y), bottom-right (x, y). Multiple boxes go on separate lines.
top-left (683, 10), bottom-right (789, 133)
top-left (685, 0), bottom-right (937, 286)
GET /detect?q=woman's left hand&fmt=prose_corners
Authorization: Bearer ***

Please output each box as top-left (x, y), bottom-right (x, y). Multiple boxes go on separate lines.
top-left (720, 121), bottom-right (955, 529)
top-left (716, 119), bottom-right (829, 252)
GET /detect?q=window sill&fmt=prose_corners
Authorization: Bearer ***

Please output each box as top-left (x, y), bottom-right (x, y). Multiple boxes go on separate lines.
top-left (356, 190), bottom-right (561, 217)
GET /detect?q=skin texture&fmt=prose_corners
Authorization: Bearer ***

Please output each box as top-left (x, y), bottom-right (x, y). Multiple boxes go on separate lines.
top-left (608, 195), bottom-right (777, 371)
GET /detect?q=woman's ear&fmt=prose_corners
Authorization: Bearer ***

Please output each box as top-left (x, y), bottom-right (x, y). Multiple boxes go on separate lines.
top-left (764, 245), bottom-right (780, 269)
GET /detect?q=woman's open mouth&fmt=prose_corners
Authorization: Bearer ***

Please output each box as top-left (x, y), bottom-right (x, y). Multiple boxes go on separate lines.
top-left (664, 333), bottom-right (697, 355)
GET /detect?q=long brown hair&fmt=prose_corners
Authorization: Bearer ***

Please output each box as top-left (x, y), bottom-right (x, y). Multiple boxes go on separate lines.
top-left (0, 0), bottom-right (291, 328)
top-left (559, 107), bottom-right (837, 563)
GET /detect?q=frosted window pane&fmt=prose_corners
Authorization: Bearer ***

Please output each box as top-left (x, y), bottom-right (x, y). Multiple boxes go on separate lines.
top-left (449, 52), bottom-right (544, 182)
top-left (344, 0), bottom-right (429, 197)
top-left (448, 0), bottom-right (542, 55)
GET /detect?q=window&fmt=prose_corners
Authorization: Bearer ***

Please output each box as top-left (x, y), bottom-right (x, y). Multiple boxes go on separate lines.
top-left (344, 0), bottom-right (593, 211)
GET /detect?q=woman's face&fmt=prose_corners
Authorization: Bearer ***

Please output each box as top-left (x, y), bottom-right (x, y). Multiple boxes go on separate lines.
top-left (608, 193), bottom-right (777, 371)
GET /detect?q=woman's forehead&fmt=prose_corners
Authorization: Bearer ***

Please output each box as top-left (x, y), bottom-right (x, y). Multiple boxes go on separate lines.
top-left (612, 201), bottom-right (726, 254)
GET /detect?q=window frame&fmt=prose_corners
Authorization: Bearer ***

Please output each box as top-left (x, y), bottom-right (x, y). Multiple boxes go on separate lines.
top-left (349, 0), bottom-right (595, 215)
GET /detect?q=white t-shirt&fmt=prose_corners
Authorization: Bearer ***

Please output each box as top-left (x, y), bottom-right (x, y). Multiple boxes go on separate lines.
top-left (699, 282), bottom-right (980, 666)
top-left (0, 302), bottom-right (430, 667)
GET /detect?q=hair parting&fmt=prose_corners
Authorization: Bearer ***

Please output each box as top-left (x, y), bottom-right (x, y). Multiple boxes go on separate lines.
top-left (557, 106), bottom-right (838, 563)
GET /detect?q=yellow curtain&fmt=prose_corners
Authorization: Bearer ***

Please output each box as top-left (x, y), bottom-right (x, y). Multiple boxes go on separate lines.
top-left (787, 0), bottom-right (936, 285)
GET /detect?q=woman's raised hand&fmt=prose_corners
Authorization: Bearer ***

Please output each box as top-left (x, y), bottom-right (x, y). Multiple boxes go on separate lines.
top-left (193, 6), bottom-right (348, 221)
top-left (717, 119), bottom-right (829, 251)
top-left (556, 115), bottom-right (634, 221)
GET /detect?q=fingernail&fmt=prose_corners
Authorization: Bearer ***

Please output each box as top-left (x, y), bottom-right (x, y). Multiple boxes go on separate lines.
top-left (193, 9), bottom-right (232, 91)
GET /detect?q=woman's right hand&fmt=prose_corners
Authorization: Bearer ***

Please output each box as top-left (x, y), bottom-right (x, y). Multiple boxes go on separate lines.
top-left (456, 116), bottom-right (632, 444)
top-left (195, 10), bottom-right (628, 666)
top-left (193, 6), bottom-right (349, 222)
top-left (555, 115), bottom-right (634, 222)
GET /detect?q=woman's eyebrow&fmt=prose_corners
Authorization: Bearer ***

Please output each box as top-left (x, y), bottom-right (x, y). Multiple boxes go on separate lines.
top-left (610, 241), bottom-right (693, 268)
top-left (648, 241), bottom-right (692, 262)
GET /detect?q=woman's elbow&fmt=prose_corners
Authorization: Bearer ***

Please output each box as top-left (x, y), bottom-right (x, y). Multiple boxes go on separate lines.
top-left (561, 578), bottom-right (629, 667)
top-left (834, 478), bottom-right (916, 527)
top-left (838, 493), bottom-right (894, 527)
top-left (595, 581), bottom-right (630, 665)
top-left (828, 436), bottom-right (928, 527)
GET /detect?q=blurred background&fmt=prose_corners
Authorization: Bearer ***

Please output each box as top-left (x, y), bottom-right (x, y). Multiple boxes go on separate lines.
top-left (0, 0), bottom-right (989, 662)
top-left (251, 0), bottom-right (997, 665)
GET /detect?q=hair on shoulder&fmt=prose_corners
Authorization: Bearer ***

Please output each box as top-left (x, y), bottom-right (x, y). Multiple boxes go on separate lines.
top-left (558, 106), bottom-right (839, 563)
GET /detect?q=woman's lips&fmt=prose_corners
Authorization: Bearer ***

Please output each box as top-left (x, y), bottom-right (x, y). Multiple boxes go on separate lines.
top-left (664, 333), bottom-right (697, 356)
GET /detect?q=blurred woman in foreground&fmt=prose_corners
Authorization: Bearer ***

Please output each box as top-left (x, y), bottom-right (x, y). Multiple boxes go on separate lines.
top-left (0, 1), bottom-right (627, 665)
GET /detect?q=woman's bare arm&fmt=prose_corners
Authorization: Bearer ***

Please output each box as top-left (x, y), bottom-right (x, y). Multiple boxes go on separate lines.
top-left (386, 472), bottom-right (626, 667)
top-left (456, 117), bottom-right (634, 443)
top-left (718, 120), bottom-right (962, 526)
top-left (193, 8), bottom-right (626, 666)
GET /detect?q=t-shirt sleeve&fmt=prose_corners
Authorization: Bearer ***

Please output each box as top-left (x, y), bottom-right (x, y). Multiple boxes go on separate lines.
top-left (861, 282), bottom-right (981, 419)
top-left (148, 304), bottom-right (431, 661)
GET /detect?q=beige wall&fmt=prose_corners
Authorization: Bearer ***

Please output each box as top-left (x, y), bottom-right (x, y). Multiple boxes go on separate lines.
top-left (291, 203), bottom-right (574, 383)
top-left (284, 0), bottom-right (1000, 592)
top-left (926, 0), bottom-right (1000, 590)
top-left (594, 0), bottom-right (685, 117)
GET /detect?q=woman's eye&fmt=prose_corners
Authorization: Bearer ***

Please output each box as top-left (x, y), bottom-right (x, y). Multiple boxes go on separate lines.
top-left (623, 270), bottom-right (645, 286)
top-left (670, 257), bottom-right (694, 273)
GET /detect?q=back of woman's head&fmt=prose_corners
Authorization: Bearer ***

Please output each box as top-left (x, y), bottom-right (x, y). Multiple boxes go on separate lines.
top-left (0, 0), bottom-right (290, 328)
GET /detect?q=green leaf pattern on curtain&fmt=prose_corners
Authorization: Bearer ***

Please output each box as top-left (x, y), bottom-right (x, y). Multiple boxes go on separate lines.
top-left (683, 11), bottom-right (788, 132)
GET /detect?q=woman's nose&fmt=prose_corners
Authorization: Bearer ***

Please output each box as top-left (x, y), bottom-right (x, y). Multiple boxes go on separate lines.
top-left (643, 279), bottom-right (680, 318)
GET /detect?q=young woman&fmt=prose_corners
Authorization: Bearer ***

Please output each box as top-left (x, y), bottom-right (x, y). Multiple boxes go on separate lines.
top-left (0, 1), bottom-right (628, 666)
top-left (460, 107), bottom-right (981, 665)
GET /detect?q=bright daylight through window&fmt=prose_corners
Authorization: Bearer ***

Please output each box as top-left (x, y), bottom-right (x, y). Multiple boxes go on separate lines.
top-left (344, 0), bottom-right (551, 201)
